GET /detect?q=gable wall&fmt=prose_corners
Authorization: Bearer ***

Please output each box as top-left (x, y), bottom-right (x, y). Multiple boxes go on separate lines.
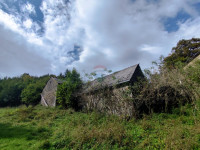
top-left (130, 64), bottom-right (144, 84)
top-left (41, 78), bottom-right (58, 107)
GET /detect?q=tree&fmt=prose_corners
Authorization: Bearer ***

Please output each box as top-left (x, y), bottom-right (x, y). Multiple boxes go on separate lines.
top-left (0, 77), bottom-right (25, 107)
top-left (21, 82), bottom-right (44, 106)
top-left (20, 75), bottom-right (50, 106)
top-left (56, 68), bottom-right (82, 109)
top-left (0, 83), bottom-right (23, 107)
top-left (163, 38), bottom-right (200, 69)
top-left (0, 73), bottom-right (52, 107)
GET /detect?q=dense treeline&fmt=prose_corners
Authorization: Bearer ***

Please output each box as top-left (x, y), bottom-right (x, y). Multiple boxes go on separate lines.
top-left (0, 74), bottom-right (55, 107)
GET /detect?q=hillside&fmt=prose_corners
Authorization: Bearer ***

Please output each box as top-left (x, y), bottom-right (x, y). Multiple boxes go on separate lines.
top-left (0, 104), bottom-right (200, 150)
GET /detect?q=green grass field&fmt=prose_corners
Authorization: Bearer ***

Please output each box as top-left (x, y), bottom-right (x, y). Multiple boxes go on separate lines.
top-left (0, 104), bottom-right (200, 150)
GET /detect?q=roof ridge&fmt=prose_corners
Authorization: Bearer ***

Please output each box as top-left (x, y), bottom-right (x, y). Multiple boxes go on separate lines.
top-left (82, 64), bottom-right (140, 93)
top-left (93, 64), bottom-right (139, 81)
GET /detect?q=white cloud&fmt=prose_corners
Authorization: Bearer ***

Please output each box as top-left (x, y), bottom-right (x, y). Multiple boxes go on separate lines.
top-left (23, 19), bottom-right (32, 29)
top-left (21, 3), bottom-right (36, 14)
top-left (140, 45), bottom-right (162, 54)
top-left (0, 23), bottom-right (51, 77)
top-left (177, 18), bottom-right (200, 38)
top-left (1, 0), bottom-right (200, 77)
top-left (38, 0), bottom-right (85, 73)
top-left (0, 9), bottom-right (22, 33)
top-left (68, 0), bottom-right (200, 73)
top-left (0, 9), bottom-right (42, 46)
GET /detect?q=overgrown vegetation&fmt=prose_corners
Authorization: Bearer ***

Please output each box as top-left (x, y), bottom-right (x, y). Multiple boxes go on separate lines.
top-left (56, 68), bottom-right (82, 109)
top-left (130, 58), bottom-right (200, 118)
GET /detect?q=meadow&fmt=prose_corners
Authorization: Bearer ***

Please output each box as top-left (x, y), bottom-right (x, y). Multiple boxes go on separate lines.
top-left (0, 103), bottom-right (200, 150)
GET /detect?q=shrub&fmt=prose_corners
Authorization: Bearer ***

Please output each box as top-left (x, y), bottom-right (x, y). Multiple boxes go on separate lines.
top-left (56, 68), bottom-right (82, 109)
top-left (131, 65), bottom-right (200, 117)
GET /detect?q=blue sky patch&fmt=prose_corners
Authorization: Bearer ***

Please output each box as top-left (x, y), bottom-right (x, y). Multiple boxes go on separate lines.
top-left (163, 10), bottom-right (191, 33)
top-left (28, 0), bottom-right (44, 35)
top-left (67, 45), bottom-right (82, 63)
top-left (193, 2), bottom-right (200, 14)
top-left (26, 0), bottom-right (44, 24)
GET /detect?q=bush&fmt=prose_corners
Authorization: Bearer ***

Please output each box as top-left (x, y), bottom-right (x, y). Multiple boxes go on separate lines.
top-left (131, 65), bottom-right (200, 117)
top-left (56, 68), bottom-right (82, 109)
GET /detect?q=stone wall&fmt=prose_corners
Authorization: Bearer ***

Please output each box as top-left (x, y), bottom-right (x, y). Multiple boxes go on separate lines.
top-left (80, 86), bottom-right (136, 117)
top-left (41, 78), bottom-right (58, 107)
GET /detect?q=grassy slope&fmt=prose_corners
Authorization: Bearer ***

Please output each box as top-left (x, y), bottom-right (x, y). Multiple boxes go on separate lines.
top-left (0, 104), bottom-right (200, 150)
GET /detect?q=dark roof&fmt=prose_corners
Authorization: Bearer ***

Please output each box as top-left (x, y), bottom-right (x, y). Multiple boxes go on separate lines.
top-left (82, 64), bottom-right (142, 93)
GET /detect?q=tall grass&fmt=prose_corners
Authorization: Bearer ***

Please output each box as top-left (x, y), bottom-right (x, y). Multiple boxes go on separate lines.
top-left (1, 104), bottom-right (200, 149)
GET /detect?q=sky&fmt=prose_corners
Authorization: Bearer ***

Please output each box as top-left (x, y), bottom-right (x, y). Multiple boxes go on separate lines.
top-left (0, 0), bottom-right (200, 77)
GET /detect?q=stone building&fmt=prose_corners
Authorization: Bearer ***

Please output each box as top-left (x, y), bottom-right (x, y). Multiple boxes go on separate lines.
top-left (41, 77), bottom-right (63, 107)
top-left (79, 64), bottom-right (144, 117)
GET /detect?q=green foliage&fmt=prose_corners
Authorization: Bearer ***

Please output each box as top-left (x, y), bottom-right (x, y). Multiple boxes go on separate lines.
top-left (20, 75), bottom-right (50, 106)
top-left (21, 83), bottom-right (44, 106)
top-left (1, 104), bottom-right (200, 149)
top-left (56, 68), bottom-right (82, 109)
top-left (130, 58), bottom-right (200, 118)
top-left (0, 77), bottom-right (25, 107)
top-left (163, 38), bottom-right (200, 69)
top-left (0, 74), bottom-right (52, 107)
